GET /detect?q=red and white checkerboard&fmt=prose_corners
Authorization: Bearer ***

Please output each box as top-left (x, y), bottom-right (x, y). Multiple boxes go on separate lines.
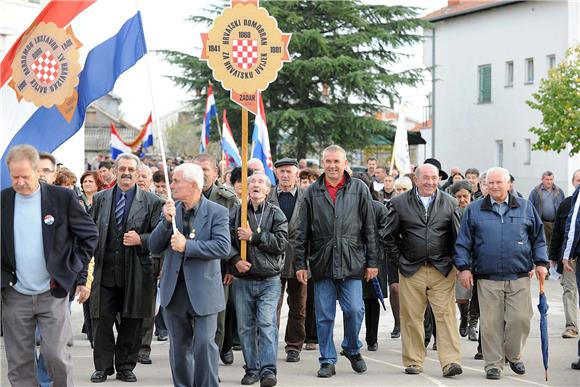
top-left (232, 39), bottom-right (258, 70)
top-left (30, 50), bottom-right (59, 85)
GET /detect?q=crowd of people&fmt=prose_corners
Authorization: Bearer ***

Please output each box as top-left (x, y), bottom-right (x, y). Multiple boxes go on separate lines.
top-left (2, 143), bottom-right (580, 387)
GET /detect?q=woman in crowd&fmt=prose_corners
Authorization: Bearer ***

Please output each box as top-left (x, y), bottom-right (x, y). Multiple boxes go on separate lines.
top-left (79, 171), bottom-right (103, 212)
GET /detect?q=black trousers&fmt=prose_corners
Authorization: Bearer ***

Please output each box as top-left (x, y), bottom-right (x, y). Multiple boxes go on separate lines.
top-left (304, 279), bottom-right (318, 344)
top-left (364, 299), bottom-right (380, 345)
top-left (222, 292), bottom-right (237, 352)
top-left (424, 303), bottom-right (436, 346)
top-left (92, 285), bottom-right (143, 372)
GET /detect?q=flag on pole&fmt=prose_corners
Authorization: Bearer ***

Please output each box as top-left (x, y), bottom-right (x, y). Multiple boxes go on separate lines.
top-left (392, 102), bottom-right (411, 175)
top-left (251, 92), bottom-right (275, 184)
top-left (200, 84), bottom-right (217, 153)
top-left (221, 110), bottom-right (242, 167)
top-left (0, 0), bottom-right (147, 188)
top-left (111, 124), bottom-right (133, 160)
top-left (141, 113), bottom-right (153, 149)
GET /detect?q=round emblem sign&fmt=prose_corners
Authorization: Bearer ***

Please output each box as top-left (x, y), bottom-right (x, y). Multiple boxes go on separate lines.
top-left (10, 22), bottom-right (82, 108)
top-left (201, 3), bottom-right (291, 96)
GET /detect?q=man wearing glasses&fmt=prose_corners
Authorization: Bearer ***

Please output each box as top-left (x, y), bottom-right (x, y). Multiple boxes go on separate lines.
top-left (37, 152), bottom-right (57, 185)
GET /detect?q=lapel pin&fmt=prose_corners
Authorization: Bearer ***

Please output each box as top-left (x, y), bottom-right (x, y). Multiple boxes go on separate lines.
top-left (189, 229), bottom-right (196, 239)
top-left (43, 214), bottom-right (55, 225)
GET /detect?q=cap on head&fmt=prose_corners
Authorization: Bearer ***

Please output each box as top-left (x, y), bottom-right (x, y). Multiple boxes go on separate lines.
top-left (274, 158), bottom-right (298, 169)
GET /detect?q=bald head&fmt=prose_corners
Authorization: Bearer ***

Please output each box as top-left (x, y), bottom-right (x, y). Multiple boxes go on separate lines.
top-left (415, 163), bottom-right (439, 179)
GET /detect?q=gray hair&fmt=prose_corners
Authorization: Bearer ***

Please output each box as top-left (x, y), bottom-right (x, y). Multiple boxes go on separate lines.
top-left (115, 153), bottom-right (141, 168)
top-left (174, 163), bottom-right (204, 190)
top-left (542, 170), bottom-right (554, 178)
top-left (486, 167), bottom-right (510, 183)
top-left (248, 171), bottom-right (272, 188)
top-left (415, 163), bottom-right (438, 178)
top-left (394, 176), bottom-right (413, 190)
top-left (138, 164), bottom-right (152, 178)
top-left (248, 158), bottom-right (265, 171)
top-left (6, 144), bottom-right (40, 170)
top-left (322, 144), bottom-right (347, 161)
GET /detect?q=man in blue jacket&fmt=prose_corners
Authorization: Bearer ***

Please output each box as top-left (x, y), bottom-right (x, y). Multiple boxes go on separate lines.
top-left (455, 167), bottom-right (548, 380)
top-left (561, 184), bottom-right (580, 370)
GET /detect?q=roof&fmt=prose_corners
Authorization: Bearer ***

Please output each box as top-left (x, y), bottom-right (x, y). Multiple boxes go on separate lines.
top-left (423, 0), bottom-right (523, 23)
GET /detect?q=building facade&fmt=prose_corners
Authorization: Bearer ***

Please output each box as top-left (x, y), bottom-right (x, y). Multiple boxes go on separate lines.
top-left (424, 0), bottom-right (580, 194)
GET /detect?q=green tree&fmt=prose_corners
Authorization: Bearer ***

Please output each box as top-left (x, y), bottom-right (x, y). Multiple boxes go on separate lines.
top-left (527, 45), bottom-right (580, 155)
top-left (161, 0), bottom-right (426, 159)
top-left (165, 121), bottom-right (199, 157)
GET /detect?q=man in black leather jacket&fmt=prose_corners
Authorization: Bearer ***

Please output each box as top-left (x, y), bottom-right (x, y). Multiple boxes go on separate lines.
top-left (384, 163), bottom-right (463, 378)
top-left (294, 145), bottom-right (379, 379)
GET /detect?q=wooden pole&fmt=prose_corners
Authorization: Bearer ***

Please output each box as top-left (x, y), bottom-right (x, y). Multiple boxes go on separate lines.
top-left (240, 108), bottom-right (248, 260)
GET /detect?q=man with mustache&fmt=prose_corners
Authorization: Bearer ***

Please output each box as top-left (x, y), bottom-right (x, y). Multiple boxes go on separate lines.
top-left (89, 153), bottom-right (163, 383)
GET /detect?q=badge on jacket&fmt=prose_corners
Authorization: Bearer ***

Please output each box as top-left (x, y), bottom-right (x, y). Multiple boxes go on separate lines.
top-left (43, 214), bottom-right (55, 225)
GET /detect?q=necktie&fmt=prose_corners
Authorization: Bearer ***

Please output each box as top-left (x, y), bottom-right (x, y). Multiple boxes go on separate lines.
top-left (115, 192), bottom-right (126, 231)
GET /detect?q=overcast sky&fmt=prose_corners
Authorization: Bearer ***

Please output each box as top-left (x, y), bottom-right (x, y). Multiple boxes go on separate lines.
top-left (112, 0), bottom-right (447, 125)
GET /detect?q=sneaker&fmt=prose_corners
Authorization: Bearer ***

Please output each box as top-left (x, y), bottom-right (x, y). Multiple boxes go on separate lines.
top-left (468, 326), bottom-right (478, 342)
top-left (342, 351), bottom-right (367, 373)
top-left (442, 363), bottom-right (463, 377)
top-left (260, 373), bottom-right (277, 387)
top-left (404, 365), bottom-right (422, 374)
top-left (137, 354), bottom-right (152, 365)
top-left (286, 350), bottom-right (300, 362)
top-left (157, 334), bottom-right (168, 342)
top-left (486, 368), bottom-right (501, 380)
top-left (562, 328), bottom-right (579, 339)
top-left (241, 373), bottom-right (259, 385)
top-left (317, 363), bottom-right (336, 378)
top-left (220, 350), bottom-right (234, 365)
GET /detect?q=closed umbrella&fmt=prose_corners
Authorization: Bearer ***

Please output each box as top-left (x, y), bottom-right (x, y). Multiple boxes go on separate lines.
top-left (371, 277), bottom-right (386, 311)
top-left (537, 276), bottom-right (549, 381)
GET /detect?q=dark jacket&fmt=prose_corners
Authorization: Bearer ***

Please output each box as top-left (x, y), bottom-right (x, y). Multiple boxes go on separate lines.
top-left (363, 201), bottom-right (389, 299)
top-left (89, 185), bottom-right (163, 318)
top-left (267, 187), bottom-right (305, 278)
top-left (294, 172), bottom-right (379, 280)
top-left (229, 201), bottom-right (288, 279)
top-left (528, 183), bottom-right (565, 221)
top-left (562, 186), bottom-right (580, 260)
top-left (384, 188), bottom-right (460, 278)
top-left (454, 194), bottom-right (548, 280)
top-left (549, 195), bottom-right (573, 273)
top-left (1, 183), bottom-right (98, 297)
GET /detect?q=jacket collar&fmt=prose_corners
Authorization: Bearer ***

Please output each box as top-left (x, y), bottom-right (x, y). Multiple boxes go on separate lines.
top-left (481, 193), bottom-right (519, 211)
top-left (316, 171), bottom-right (351, 191)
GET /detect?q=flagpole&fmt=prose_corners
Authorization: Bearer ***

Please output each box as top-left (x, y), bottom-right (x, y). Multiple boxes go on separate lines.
top-left (143, 52), bottom-right (177, 233)
top-left (240, 107), bottom-right (248, 261)
top-left (210, 83), bottom-right (226, 179)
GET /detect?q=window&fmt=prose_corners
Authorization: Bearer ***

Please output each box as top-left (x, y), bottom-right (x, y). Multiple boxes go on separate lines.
top-left (505, 61), bottom-right (514, 87)
top-left (547, 54), bottom-right (556, 70)
top-left (524, 138), bottom-right (531, 165)
top-left (478, 64), bottom-right (492, 103)
top-left (525, 58), bottom-right (534, 84)
top-left (495, 140), bottom-right (504, 167)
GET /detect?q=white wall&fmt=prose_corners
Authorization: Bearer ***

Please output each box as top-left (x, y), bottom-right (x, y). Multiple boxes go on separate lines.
top-left (431, 1), bottom-right (578, 195)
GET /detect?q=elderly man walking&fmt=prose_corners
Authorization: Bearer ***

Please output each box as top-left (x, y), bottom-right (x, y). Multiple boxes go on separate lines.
top-left (295, 145), bottom-right (379, 379)
top-left (455, 167), bottom-right (548, 380)
top-left (384, 163), bottom-right (463, 378)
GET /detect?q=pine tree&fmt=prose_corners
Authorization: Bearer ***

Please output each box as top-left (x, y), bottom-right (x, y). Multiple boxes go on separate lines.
top-left (161, 0), bottom-right (427, 159)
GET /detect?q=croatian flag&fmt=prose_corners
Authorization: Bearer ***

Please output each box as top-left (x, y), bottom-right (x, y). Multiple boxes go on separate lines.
top-left (200, 84), bottom-right (217, 153)
top-left (141, 113), bottom-right (153, 149)
top-left (221, 110), bottom-right (241, 167)
top-left (251, 92), bottom-right (275, 184)
top-left (0, 0), bottom-right (147, 188)
top-left (111, 125), bottom-right (132, 160)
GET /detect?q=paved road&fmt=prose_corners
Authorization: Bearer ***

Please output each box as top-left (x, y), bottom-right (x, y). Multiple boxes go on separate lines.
top-left (2, 278), bottom-right (579, 386)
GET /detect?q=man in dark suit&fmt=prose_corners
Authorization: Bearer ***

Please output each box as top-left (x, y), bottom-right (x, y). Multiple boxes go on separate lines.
top-left (149, 162), bottom-right (230, 387)
top-left (89, 153), bottom-right (163, 383)
top-left (1, 144), bottom-right (98, 386)
top-left (268, 158), bottom-right (307, 363)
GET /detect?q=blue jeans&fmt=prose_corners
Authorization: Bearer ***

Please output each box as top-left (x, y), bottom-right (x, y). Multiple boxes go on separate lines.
top-left (233, 276), bottom-right (281, 377)
top-left (314, 278), bottom-right (364, 365)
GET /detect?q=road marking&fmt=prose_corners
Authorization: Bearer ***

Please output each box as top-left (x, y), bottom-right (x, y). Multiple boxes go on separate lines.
top-left (387, 349), bottom-right (549, 387)
top-left (365, 355), bottom-right (449, 387)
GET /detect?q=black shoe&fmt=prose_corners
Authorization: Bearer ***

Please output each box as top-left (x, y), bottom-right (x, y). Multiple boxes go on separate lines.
top-left (137, 354), bottom-right (152, 365)
top-left (116, 370), bottom-right (137, 382)
top-left (459, 320), bottom-right (468, 337)
top-left (90, 369), bottom-right (113, 383)
top-left (241, 373), bottom-right (259, 385)
top-left (367, 343), bottom-right (378, 351)
top-left (404, 365), bottom-right (422, 374)
top-left (232, 344), bottom-right (242, 351)
top-left (486, 368), bottom-right (501, 380)
top-left (442, 363), bottom-right (463, 377)
top-left (342, 351), bottom-right (367, 373)
top-left (317, 363), bottom-right (336, 378)
top-left (157, 334), bottom-right (168, 342)
top-left (260, 373), bottom-right (277, 387)
top-left (286, 350), bottom-right (300, 362)
top-left (474, 351), bottom-right (483, 360)
top-left (572, 359), bottom-right (580, 370)
top-left (391, 326), bottom-right (400, 339)
top-left (432, 340), bottom-right (437, 351)
top-left (508, 361), bottom-right (525, 375)
top-left (220, 350), bottom-right (234, 365)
